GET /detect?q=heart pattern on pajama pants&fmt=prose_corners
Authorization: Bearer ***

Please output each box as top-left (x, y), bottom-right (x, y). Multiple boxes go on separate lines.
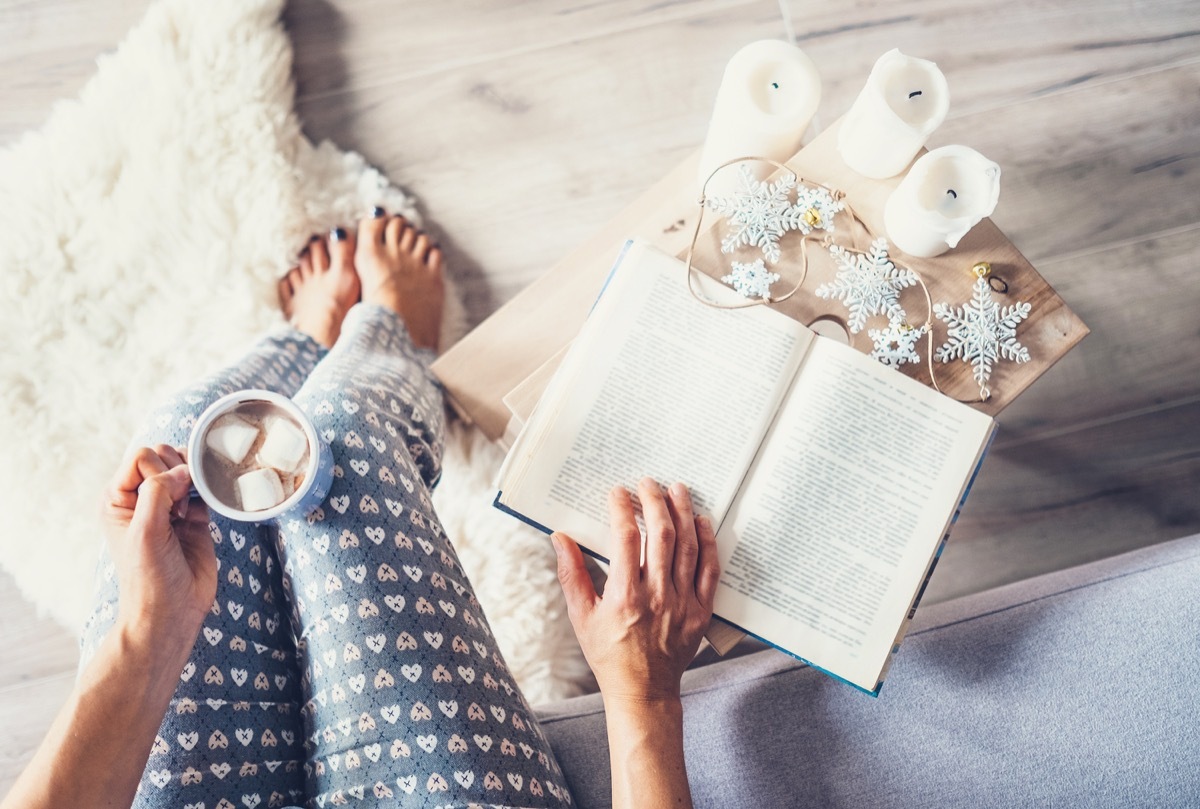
top-left (80, 304), bottom-right (573, 809)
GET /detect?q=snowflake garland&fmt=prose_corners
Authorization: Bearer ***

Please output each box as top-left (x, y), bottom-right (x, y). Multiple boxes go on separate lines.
top-left (815, 238), bottom-right (918, 333)
top-left (869, 316), bottom-right (927, 368)
top-left (721, 259), bottom-right (780, 300)
top-left (933, 274), bottom-right (1032, 399)
top-left (705, 164), bottom-right (844, 266)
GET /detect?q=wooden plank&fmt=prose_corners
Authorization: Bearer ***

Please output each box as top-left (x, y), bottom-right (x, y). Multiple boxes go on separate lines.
top-left (935, 63), bottom-right (1200, 264)
top-left (284, 0), bottom-right (766, 102)
top-left (989, 225), bottom-right (1200, 436)
top-left (0, 672), bottom-right (74, 794)
top-left (0, 573), bottom-right (79, 689)
top-left (926, 399), bottom-right (1200, 603)
top-left (294, 1), bottom-right (793, 323)
top-left (782, 0), bottom-right (1200, 121)
top-left (0, 0), bottom-right (151, 143)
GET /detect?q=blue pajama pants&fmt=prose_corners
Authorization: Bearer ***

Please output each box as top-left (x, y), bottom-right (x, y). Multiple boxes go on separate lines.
top-left (80, 304), bottom-right (573, 809)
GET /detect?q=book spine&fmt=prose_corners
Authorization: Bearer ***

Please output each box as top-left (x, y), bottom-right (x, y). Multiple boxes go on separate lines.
top-left (876, 424), bottom-right (999, 690)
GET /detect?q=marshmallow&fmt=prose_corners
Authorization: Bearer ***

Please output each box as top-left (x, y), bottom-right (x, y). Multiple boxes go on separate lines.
top-left (258, 415), bottom-right (309, 474)
top-left (205, 414), bottom-right (259, 465)
top-left (236, 467), bottom-right (286, 512)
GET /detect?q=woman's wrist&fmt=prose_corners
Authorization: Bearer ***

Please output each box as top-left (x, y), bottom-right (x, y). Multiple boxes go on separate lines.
top-left (114, 609), bottom-right (201, 677)
top-left (603, 693), bottom-right (690, 809)
top-left (602, 690), bottom-right (684, 720)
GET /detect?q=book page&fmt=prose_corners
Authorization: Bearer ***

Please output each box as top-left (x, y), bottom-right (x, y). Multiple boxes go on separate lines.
top-left (500, 242), bottom-right (814, 560)
top-left (713, 337), bottom-right (994, 691)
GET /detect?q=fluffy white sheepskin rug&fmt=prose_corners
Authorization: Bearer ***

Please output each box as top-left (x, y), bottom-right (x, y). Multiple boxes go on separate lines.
top-left (0, 0), bottom-right (589, 704)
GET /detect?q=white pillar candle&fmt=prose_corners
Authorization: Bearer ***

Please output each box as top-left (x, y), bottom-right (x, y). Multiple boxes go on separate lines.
top-left (883, 145), bottom-right (1001, 258)
top-left (837, 49), bottom-right (950, 179)
top-left (697, 39), bottom-right (821, 193)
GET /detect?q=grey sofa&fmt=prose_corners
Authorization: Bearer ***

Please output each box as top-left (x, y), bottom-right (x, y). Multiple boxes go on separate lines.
top-left (537, 533), bottom-right (1200, 807)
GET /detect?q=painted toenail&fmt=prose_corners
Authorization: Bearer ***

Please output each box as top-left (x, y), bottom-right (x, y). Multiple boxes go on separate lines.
top-left (331, 227), bottom-right (347, 241)
top-left (371, 206), bottom-right (386, 218)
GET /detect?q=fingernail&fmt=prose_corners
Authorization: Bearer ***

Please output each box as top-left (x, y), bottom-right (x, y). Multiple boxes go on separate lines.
top-left (173, 499), bottom-right (188, 520)
top-left (331, 227), bottom-right (347, 241)
top-left (670, 482), bottom-right (687, 499)
top-left (697, 515), bottom-right (712, 531)
top-left (550, 533), bottom-right (563, 554)
top-left (371, 206), bottom-right (386, 218)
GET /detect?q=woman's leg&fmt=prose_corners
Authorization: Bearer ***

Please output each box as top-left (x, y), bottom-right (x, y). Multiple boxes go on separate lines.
top-left (273, 214), bottom-right (572, 806)
top-left (78, 232), bottom-right (361, 808)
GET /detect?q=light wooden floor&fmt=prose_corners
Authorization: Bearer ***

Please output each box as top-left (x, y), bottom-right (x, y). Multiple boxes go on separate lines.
top-left (2, 0), bottom-right (1198, 792)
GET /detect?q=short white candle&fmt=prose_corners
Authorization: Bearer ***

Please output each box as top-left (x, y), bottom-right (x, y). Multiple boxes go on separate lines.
top-left (697, 39), bottom-right (821, 193)
top-left (837, 49), bottom-right (950, 179)
top-left (883, 145), bottom-right (1002, 258)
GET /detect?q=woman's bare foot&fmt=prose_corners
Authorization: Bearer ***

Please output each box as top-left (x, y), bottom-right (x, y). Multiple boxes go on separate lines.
top-left (278, 227), bottom-right (362, 348)
top-left (354, 208), bottom-right (444, 352)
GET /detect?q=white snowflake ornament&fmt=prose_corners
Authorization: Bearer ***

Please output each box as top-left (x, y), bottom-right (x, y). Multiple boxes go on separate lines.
top-left (791, 184), bottom-right (845, 235)
top-left (934, 274), bottom-right (1032, 399)
top-left (869, 316), bottom-right (927, 368)
top-left (721, 259), bottom-right (780, 300)
top-left (706, 164), bottom-right (798, 263)
top-left (815, 238), bottom-right (918, 333)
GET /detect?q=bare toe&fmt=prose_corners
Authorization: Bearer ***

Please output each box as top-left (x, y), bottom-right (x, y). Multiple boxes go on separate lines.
top-left (412, 231), bottom-right (430, 262)
top-left (328, 227), bottom-right (356, 273)
top-left (385, 216), bottom-right (406, 252)
top-left (309, 238), bottom-right (330, 273)
top-left (283, 227), bottom-right (362, 348)
top-left (358, 206), bottom-right (388, 247)
top-left (278, 273), bottom-right (295, 315)
top-left (398, 224), bottom-right (416, 254)
top-left (355, 216), bottom-right (444, 353)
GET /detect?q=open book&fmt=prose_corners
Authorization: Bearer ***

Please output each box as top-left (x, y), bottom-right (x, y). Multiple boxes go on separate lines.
top-left (496, 240), bottom-right (996, 694)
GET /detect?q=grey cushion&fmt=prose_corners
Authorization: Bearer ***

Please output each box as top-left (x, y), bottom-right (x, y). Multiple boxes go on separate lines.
top-left (536, 534), bottom-right (1200, 807)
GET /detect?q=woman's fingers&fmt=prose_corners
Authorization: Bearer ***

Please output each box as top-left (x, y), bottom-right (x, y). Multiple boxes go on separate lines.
top-left (666, 483), bottom-right (699, 596)
top-left (106, 446), bottom-right (190, 517)
top-left (109, 446), bottom-right (170, 496)
top-left (639, 477), bottom-right (675, 593)
top-left (129, 465), bottom-right (193, 545)
top-left (551, 532), bottom-right (598, 622)
top-left (694, 515), bottom-right (720, 610)
top-left (153, 444), bottom-right (186, 470)
top-left (606, 486), bottom-right (643, 590)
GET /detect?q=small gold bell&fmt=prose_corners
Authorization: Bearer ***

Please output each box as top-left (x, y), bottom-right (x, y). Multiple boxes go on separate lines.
top-left (802, 207), bottom-right (822, 228)
top-left (972, 261), bottom-right (992, 278)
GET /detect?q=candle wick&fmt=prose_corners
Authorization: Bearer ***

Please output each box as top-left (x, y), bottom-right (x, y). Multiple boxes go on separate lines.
top-left (771, 82), bottom-right (779, 89)
top-left (947, 189), bottom-right (958, 199)
top-left (909, 90), bottom-right (923, 99)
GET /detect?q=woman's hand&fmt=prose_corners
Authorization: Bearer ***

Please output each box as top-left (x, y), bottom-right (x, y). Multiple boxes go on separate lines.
top-left (552, 478), bottom-right (720, 706)
top-left (2, 447), bottom-right (218, 809)
top-left (101, 444), bottom-right (216, 652)
top-left (552, 478), bottom-right (719, 809)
